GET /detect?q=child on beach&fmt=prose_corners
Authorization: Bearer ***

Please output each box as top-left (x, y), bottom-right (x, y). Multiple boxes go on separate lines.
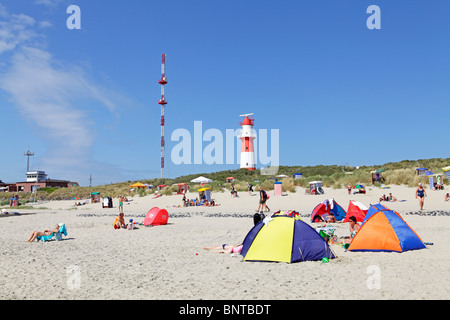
top-left (127, 219), bottom-right (136, 230)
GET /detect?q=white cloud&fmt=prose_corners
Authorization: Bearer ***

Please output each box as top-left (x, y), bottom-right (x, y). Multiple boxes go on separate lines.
top-left (39, 21), bottom-right (53, 28)
top-left (0, 8), bottom-right (39, 54)
top-left (34, 0), bottom-right (64, 7)
top-left (0, 5), bottom-right (125, 185)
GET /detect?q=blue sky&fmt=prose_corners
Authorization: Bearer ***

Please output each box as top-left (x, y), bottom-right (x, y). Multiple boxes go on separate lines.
top-left (0, 0), bottom-right (449, 186)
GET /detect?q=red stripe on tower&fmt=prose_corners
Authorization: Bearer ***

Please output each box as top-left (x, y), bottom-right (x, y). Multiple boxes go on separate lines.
top-left (158, 54), bottom-right (167, 178)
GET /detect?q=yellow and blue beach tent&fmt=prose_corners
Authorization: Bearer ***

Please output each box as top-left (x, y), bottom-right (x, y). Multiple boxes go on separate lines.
top-left (241, 215), bottom-right (336, 263)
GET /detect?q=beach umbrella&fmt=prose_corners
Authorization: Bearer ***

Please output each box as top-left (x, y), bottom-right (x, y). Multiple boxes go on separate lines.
top-left (190, 176), bottom-right (213, 184)
top-left (375, 169), bottom-right (385, 174)
top-left (130, 182), bottom-right (144, 188)
top-left (353, 184), bottom-right (365, 189)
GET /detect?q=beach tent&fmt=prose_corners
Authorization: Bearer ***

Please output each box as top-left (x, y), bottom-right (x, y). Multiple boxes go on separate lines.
top-left (90, 192), bottom-right (101, 203)
top-left (348, 208), bottom-right (426, 253)
top-left (241, 215), bottom-right (335, 263)
top-left (198, 187), bottom-right (211, 202)
top-left (272, 210), bottom-right (300, 218)
top-left (427, 173), bottom-right (444, 190)
top-left (343, 201), bottom-right (368, 222)
top-left (226, 177), bottom-right (235, 183)
top-left (310, 199), bottom-right (347, 222)
top-left (176, 183), bottom-right (188, 194)
top-left (293, 173), bottom-right (302, 179)
top-left (144, 207), bottom-right (169, 226)
top-left (362, 204), bottom-right (390, 226)
top-left (370, 170), bottom-right (385, 184)
top-left (308, 181), bottom-right (324, 195)
top-left (443, 167), bottom-right (450, 182)
top-left (416, 168), bottom-right (428, 176)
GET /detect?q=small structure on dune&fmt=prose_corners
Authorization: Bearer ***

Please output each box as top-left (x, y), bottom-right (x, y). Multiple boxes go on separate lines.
top-left (370, 169), bottom-right (385, 184)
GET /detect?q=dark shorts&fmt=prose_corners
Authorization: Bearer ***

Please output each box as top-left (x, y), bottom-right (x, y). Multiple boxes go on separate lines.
top-left (260, 199), bottom-right (266, 204)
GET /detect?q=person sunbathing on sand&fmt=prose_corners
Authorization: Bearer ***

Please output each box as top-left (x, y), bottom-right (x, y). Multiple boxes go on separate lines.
top-left (203, 244), bottom-right (243, 254)
top-left (26, 224), bottom-right (60, 242)
top-left (388, 193), bottom-right (397, 201)
top-left (445, 193), bottom-right (450, 202)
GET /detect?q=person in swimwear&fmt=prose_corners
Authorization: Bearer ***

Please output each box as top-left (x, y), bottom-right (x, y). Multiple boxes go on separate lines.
top-left (118, 195), bottom-right (124, 213)
top-left (348, 216), bottom-right (360, 239)
top-left (26, 224), bottom-right (61, 242)
top-left (203, 244), bottom-right (243, 254)
top-left (341, 216), bottom-right (360, 245)
top-left (416, 183), bottom-right (427, 210)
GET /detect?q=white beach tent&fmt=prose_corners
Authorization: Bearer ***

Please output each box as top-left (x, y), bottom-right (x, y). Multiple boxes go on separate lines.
top-left (190, 176), bottom-right (213, 184)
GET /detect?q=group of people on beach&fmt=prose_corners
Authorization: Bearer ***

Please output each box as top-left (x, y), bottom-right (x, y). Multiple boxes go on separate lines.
top-left (379, 193), bottom-right (398, 202)
top-left (114, 212), bottom-right (137, 230)
top-left (181, 194), bottom-right (217, 207)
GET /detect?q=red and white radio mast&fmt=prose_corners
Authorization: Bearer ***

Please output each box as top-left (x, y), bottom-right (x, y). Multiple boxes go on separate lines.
top-left (158, 54), bottom-right (168, 179)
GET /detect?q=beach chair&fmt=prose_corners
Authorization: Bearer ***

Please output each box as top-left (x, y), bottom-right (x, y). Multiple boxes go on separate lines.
top-left (37, 224), bottom-right (68, 242)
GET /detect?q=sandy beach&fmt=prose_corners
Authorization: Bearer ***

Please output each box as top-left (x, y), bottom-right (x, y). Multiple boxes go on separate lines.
top-left (1, 185), bottom-right (449, 300)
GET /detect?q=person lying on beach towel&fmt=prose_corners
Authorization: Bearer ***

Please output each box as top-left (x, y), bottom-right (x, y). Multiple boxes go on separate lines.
top-left (203, 244), bottom-right (243, 254)
top-left (26, 224), bottom-right (61, 243)
top-left (388, 193), bottom-right (398, 201)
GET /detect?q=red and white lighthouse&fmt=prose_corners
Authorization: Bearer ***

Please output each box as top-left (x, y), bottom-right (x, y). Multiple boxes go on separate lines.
top-left (239, 113), bottom-right (256, 171)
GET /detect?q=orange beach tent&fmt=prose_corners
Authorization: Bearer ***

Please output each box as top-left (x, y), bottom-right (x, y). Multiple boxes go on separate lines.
top-left (348, 207), bottom-right (426, 253)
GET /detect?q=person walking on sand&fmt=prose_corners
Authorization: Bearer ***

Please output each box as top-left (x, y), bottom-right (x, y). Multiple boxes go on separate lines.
top-left (416, 183), bottom-right (427, 210)
top-left (256, 187), bottom-right (270, 213)
top-left (118, 195), bottom-right (124, 214)
top-left (248, 182), bottom-right (254, 195)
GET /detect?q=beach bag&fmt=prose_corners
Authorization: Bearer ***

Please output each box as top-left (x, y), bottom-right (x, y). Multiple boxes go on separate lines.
top-left (253, 212), bottom-right (265, 225)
